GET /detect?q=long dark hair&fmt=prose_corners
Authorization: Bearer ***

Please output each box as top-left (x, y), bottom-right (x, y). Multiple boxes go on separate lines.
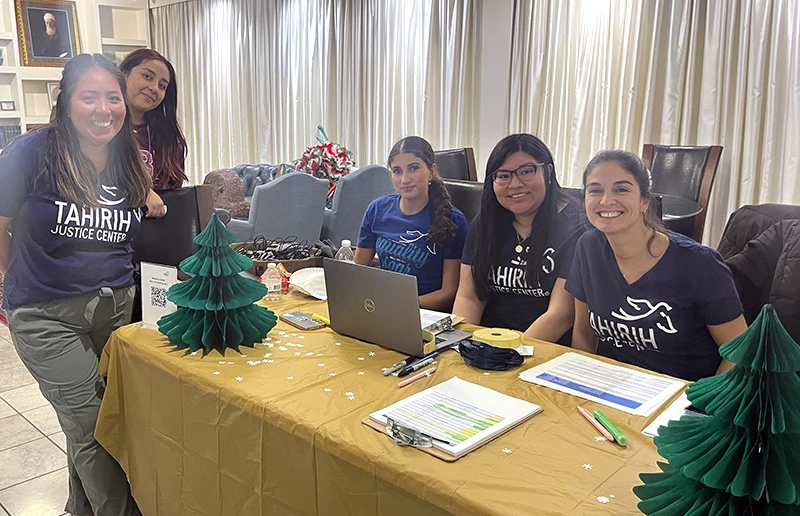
top-left (582, 149), bottom-right (667, 255)
top-left (36, 53), bottom-right (151, 208)
top-left (471, 134), bottom-right (568, 301)
top-left (387, 136), bottom-right (457, 246)
top-left (119, 49), bottom-right (187, 187)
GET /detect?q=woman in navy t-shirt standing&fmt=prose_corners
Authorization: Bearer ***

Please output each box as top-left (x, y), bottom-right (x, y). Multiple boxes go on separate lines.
top-left (453, 134), bottom-right (585, 342)
top-left (355, 136), bottom-right (468, 311)
top-left (0, 54), bottom-right (150, 515)
top-left (565, 150), bottom-right (747, 381)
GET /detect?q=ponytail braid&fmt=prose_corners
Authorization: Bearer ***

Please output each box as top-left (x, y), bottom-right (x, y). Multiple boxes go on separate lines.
top-left (427, 176), bottom-right (457, 246)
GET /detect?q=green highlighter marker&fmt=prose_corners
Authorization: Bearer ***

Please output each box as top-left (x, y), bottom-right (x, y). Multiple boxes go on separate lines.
top-left (593, 410), bottom-right (628, 447)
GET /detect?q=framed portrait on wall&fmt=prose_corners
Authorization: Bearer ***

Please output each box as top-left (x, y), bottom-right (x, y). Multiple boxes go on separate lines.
top-left (14, 0), bottom-right (81, 67)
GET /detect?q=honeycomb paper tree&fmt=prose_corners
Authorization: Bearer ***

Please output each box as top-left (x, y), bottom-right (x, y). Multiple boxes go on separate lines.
top-left (157, 213), bottom-right (277, 354)
top-left (633, 305), bottom-right (800, 515)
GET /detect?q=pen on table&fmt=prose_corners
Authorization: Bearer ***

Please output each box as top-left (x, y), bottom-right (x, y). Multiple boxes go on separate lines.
top-left (397, 366), bottom-right (437, 387)
top-left (384, 348), bottom-right (438, 376)
top-left (397, 352), bottom-right (439, 378)
top-left (577, 406), bottom-right (614, 442)
top-left (593, 409), bottom-right (628, 446)
top-left (311, 313), bottom-right (330, 325)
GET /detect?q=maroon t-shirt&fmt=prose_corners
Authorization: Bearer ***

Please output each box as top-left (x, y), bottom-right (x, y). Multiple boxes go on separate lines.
top-left (132, 123), bottom-right (184, 190)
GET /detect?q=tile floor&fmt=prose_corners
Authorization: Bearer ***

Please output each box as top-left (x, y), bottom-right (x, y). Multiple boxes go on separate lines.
top-left (0, 324), bottom-right (69, 516)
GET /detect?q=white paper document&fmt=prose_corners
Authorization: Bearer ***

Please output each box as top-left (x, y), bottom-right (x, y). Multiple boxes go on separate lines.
top-left (518, 352), bottom-right (685, 417)
top-left (140, 262), bottom-right (178, 328)
top-left (370, 377), bottom-right (542, 458)
top-left (642, 392), bottom-right (707, 437)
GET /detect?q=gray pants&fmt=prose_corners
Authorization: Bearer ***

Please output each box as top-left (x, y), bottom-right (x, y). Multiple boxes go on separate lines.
top-left (8, 286), bottom-right (141, 516)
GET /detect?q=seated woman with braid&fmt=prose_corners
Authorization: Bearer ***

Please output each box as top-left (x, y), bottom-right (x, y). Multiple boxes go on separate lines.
top-left (354, 136), bottom-right (468, 311)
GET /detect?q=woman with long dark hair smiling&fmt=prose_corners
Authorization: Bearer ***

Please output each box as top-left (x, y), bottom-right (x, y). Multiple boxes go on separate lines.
top-left (0, 54), bottom-right (147, 515)
top-left (355, 136), bottom-right (468, 311)
top-left (120, 49), bottom-right (188, 216)
top-left (453, 134), bottom-right (584, 342)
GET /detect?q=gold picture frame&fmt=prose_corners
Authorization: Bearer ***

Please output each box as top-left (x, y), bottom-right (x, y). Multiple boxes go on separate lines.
top-left (15, 0), bottom-right (81, 67)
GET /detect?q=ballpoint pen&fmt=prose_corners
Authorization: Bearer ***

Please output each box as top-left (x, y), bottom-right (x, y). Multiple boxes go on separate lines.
top-left (397, 366), bottom-right (437, 387)
top-left (384, 348), bottom-right (439, 376)
top-left (577, 406), bottom-right (614, 442)
top-left (397, 352), bottom-right (439, 377)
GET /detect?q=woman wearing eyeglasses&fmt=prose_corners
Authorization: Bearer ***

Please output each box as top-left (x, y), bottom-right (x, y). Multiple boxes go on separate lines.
top-left (453, 134), bottom-right (585, 343)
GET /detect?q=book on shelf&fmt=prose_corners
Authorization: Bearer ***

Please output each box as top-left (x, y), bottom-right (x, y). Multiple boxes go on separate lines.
top-left (0, 125), bottom-right (21, 150)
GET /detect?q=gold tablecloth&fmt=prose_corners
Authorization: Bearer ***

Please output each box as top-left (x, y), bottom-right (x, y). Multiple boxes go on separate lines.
top-left (96, 292), bottom-right (677, 516)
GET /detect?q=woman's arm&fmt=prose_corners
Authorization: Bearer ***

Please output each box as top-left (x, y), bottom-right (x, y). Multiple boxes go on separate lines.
top-left (708, 314), bottom-right (747, 374)
top-left (571, 298), bottom-right (597, 353)
top-left (145, 189), bottom-right (167, 218)
top-left (0, 216), bottom-right (11, 274)
top-left (524, 278), bottom-right (575, 342)
top-left (354, 247), bottom-right (376, 266)
top-left (452, 264), bottom-right (486, 325)
top-left (419, 259), bottom-right (460, 311)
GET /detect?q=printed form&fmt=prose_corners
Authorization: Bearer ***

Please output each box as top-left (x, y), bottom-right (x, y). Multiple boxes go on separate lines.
top-left (518, 352), bottom-right (685, 416)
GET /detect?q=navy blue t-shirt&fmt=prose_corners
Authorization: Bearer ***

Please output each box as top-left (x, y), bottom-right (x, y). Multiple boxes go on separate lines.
top-left (565, 229), bottom-right (743, 381)
top-left (0, 130), bottom-right (142, 309)
top-left (357, 194), bottom-right (468, 296)
top-left (463, 202), bottom-right (584, 333)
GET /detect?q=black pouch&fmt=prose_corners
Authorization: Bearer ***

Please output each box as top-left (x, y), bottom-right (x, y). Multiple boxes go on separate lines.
top-left (458, 339), bottom-right (524, 371)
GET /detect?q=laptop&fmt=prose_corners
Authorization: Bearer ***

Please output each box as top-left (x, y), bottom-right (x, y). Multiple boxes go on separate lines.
top-left (323, 258), bottom-right (470, 357)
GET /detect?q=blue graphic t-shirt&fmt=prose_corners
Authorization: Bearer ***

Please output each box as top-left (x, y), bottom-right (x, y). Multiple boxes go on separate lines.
top-left (463, 201), bottom-right (584, 335)
top-left (0, 130), bottom-right (142, 309)
top-left (565, 229), bottom-right (743, 381)
top-left (357, 194), bottom-right (468, 296)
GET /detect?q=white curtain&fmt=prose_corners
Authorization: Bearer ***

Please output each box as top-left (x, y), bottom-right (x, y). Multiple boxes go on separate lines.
top-left (151, 0), bottom-right (480, 186)
top-left (509, 0), bottom-right (800, 245)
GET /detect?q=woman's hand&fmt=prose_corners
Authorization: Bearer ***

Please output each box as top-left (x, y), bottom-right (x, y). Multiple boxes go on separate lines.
top-left (145, 189), bottom-right (167, 218)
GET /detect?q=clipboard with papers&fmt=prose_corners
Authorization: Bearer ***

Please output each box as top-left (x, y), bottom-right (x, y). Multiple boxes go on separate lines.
top-left (363, 377), bottom-right (542, 461)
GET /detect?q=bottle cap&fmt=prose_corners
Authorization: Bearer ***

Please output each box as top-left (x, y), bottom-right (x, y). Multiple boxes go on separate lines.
top-left (341, 239), bottom-right (351, 248)
top-left (267, 262), bottom-right (277, 268)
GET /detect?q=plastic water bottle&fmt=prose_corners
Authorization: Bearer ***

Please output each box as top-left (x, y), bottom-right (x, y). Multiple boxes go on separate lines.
top-left (263, 263), bottom-right (282, 301)
top-left (334, 239), bottom-right (355, 261)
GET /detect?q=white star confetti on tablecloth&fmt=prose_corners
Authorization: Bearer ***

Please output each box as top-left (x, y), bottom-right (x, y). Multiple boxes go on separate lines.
top-left (344, 391), bottom-right (354, 396)
top-left (502, 448), bottom-right (512, 454)
top-left (213, 371), bottom-right (220, 375)
top-left (330, 372), bottom-right (337, 377)
top-left (297, 344), bottom-right (304, 348)
top-left (597, 496), bottom-right (609, 504)
top-left (483, 372), bottom-right (491, 376)
top-left (357, 357), bottom-right (365, 361)
top-left (594, 436), bottom-right (607, 442)
top-left (264, 337), bottom-right (272, 342)
top-left (265, 359), bottom-right (274, 363)
top-left (368, 351), bottom-right (376, 356)
top-left (298, 336), bottom-right (305, 339)
top-left (358, 371), bottom-right (365, 375)
top-left (264, 352), bottom-right (272, 358)
top-left (278, 331), bottom-right (287, 336)
top-left (318, 363), bottom-right (325, 367)
top-left (287, 376), bottom-right (294, 380)
top-left (278, 346), bottom-right (287, 351)
top-left (190, 351), bottom-right (197, 356)
top-left (227, 361), bottom-right (234, 365)
top-left (236, 376), bottom-right (243, 382)
top-left (264, 343), bottom-right (274, 348)
top-left (583, 464), bottom-right (593, 470)
top-left (610, 495), bottom-right (615, 499)
top-left (240, 354), bottom-right (247, 358)
top-left (324, 388), bottom-right (331, 392)
top-left (275, 339), bottom-right (282, 344)
top-left (295, 352), bottom-right (301, 356)
top-left (335, 342), bottom-right (342, 346)
top-left (218, 361), bottom-right (226, 364)
top-left (291, 333), bottom-right (297, 337)
top-left (306, 352), bottom-right (314, 356)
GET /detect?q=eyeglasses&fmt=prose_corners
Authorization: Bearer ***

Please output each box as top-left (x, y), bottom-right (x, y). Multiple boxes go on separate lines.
top-left (492, 163), bottom-right (547, 185)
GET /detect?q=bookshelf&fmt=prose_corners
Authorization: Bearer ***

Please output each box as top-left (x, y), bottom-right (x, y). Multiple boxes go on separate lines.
top-left (0, 0), bottom-right (150, 146)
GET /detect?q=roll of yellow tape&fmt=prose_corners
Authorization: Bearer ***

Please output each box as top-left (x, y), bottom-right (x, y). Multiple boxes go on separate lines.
top-left (422, 329), bottom-right (437, 355)
top-left (472, 328), bottom-right (524, 349)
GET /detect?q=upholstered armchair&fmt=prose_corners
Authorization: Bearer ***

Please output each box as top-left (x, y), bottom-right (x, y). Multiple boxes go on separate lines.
top-left (321, 165), bottom-right (394, 245)
top-left (227, 172), bottom-right (329, 244)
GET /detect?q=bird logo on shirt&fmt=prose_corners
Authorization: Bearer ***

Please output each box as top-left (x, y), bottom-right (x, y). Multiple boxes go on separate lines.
top-left (97, 185), bottom-right (125, 206)
top-left (399, 230), bottom-right (436, 255)
top-left (612, 296), bottom-right (678, 334)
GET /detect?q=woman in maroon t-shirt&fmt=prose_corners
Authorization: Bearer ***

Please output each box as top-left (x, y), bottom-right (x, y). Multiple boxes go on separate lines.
top-left (119, 49), bottom-right (188, 214)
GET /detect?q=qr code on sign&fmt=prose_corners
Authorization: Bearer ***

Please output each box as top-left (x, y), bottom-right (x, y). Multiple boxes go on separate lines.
top-left (150, 286), bottom-right (167, 308)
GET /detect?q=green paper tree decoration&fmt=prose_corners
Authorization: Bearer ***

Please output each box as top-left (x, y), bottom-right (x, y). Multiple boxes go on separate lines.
top-left (633, 305), bottom-right (800, 515)
top-left (157, 213), bottom-right (277, 354)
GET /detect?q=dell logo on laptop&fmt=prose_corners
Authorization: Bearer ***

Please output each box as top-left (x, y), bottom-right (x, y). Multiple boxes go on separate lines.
top-left (363, 299), bottom-right (376, 313)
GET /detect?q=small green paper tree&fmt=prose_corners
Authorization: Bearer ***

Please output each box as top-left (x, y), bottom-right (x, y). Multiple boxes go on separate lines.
top-left (633, 305), bottom-right (800, 515)
top-left (157, 213), bottom-right (277, 354)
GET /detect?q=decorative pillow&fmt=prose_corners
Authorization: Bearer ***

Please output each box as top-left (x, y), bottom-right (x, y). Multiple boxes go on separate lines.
top-left (202, 170), bottom-right (251, 220)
